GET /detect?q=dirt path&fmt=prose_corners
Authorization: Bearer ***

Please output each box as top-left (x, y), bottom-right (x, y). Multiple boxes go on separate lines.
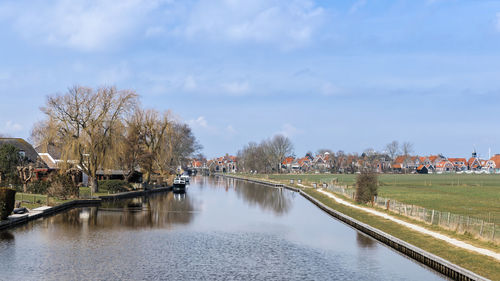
top-left (312, 187), bottom-right (500, 261)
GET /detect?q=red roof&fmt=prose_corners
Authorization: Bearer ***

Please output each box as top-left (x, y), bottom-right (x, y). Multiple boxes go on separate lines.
top-left (282, 157), bottom-right (294, 165)
top-left (490, 155), bottom-right (500, 167)
top-left (394, 156), bottom-right (406, 164)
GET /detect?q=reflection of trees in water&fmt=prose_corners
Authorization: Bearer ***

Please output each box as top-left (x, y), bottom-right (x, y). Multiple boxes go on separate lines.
top-left (356, 232), bottom-right (375, 248)
top-left (0, 231), bottom-right (14, 241)
top-left (43, 192), bottom-right (196, 231)
top-left (233, 180), bottom-right (293, 215)
top-left (203, 176), bottom-right (293, 215)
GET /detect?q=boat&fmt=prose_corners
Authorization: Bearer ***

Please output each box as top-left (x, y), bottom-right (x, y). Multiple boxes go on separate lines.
top-left (180, 174), bottom-right (190, 183)
top-left (173, 177), bottom-right (186, 193)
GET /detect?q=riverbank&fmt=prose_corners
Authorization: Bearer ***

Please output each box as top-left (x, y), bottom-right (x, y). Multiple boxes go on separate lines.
top-left (221, 174), bottom-right (498, 280)
top-left (0, 186), bottom-right (172, 231)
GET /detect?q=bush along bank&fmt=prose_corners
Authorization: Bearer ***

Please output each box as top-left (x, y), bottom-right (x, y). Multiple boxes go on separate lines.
top-left (0, 187), bottom-right (16, 220)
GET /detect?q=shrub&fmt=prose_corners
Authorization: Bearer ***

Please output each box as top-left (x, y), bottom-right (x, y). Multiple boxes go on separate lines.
top-left (0, 187), bottom-right (16, 220)
top-left (47, 174), bottom-right (79, 199)
top-left (28, 181), bottom-right (50, 194)
top-left (355, 171), bottom-right (378, 204)
top-left (98, 180), bottom-right (132, 193)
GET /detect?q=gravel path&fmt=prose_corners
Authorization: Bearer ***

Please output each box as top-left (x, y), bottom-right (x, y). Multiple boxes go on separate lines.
top-left (314, 187), bottom-right (500, 261)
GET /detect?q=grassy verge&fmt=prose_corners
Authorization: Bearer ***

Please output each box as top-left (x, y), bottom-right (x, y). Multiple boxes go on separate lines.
top-left (303, 188), bottom-right (500, 280)
top-left (78, 187), bottom-right (112, 198)
top-left (15, 192), bottom-right (71, 209)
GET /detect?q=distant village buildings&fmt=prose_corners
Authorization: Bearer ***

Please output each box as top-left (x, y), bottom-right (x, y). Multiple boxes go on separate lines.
top-left (201, 149), bottom-right (500, 174)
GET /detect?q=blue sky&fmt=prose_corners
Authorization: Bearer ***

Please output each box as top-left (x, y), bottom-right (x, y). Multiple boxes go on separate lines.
top-left (1, 0), bottom-right (500, 158)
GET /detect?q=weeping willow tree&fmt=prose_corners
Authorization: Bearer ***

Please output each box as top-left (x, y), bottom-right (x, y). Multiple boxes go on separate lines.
top-left (39, 86), bottom-right (138, 193)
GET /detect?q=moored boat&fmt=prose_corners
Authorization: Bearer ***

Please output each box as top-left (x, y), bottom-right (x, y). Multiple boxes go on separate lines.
top-left (173, 177), bottom-right (186, 193)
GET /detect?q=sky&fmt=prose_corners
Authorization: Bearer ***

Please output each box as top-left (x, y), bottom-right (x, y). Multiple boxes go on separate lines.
top-left (1, 0), bottom-right (500, 159)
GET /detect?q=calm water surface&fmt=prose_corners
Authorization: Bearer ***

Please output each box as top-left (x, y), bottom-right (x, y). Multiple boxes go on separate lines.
top-left (0, 176), bottom-right (447, 280)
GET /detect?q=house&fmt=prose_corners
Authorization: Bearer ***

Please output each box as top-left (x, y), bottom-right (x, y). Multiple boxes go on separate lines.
top-left (0, 138), bottom-right (48, 181)
top-left (489, 155), bottom-right (500, 173)
top-left (297, 156), bottom-right (312, 171)
top-left (281, 156), bottom-right (295, 170)
top-left (467, 151), bottom-right (482, 171)
top-left (0, 138), bottom-right (41, 164)
top-left (435, 160), bottom-right (454, 173)
top-left (210, 155), bottom-right (237, 173)
top-left (480, 159), bottom-right (496, 173)
top-left (416, 165), bottom-right (428, 174)
top-left (447, 158), bottom-right (468, 171)
top-left (312, 153), bottom-right (330, 171)
top-left (392, 155), bottom-right (421, 172)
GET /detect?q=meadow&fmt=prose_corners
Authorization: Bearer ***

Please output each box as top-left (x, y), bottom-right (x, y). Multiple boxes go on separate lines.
top-left (259, 173), bottom-right (500, 223)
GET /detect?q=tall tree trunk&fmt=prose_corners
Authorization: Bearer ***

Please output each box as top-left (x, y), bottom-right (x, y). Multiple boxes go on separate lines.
top-left (91, 177), bottom-right (98, 193)
top-left (23, 182), bottom-right (27, 193)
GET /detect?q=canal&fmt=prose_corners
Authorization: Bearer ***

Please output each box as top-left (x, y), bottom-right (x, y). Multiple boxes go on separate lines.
top-left (0, 176), bottom-right (447, 280)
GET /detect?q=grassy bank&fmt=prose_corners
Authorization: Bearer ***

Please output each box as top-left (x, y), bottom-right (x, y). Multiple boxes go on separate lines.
top-left (302, 188), bottom-right (500, 280)
top-left (258, 173), bottom-right (500, 223)
top-left (15, 192), bottom-right (71, 209)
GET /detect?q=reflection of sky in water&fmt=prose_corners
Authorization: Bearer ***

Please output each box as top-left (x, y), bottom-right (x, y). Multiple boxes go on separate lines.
top-left (0, 176), bottom-right (446, 280)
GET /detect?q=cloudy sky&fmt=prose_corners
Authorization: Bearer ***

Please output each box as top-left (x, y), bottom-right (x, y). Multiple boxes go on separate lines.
top-left (1, 0), bottom-right (500, 158)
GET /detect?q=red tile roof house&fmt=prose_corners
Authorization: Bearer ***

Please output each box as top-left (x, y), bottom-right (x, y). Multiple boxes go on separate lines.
top-left (480, 159), bottom-right (496, 173)
top-left (297, 157), bottom-right (312, 172)
top-left (392, 155), bottom-right (422, 173)
top-left (468, 157), bottom-right (482, 171)
top-left (488, 155), bottom-right (500, 173)
top-left (435, 160), bottom-right (455, 173)
top-left (447, 158), bottom-right (468, 172)
top-left (281, 156), bottom-right (295, 171)
top-left (312, 153), bottom-right (330, 172)
top-left (211, 155), bottom-right (238, 173)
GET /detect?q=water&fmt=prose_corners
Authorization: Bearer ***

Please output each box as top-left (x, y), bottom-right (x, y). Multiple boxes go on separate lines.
top-left (0, 176), bottom-right (447, 280)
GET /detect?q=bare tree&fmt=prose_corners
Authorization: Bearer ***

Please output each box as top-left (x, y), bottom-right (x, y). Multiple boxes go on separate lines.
top-left (385, 141), bottom-right (399, 160)
top-left (115, 107), bottom-right (145, 182)
top-left (268, 135), bottom-right (294, 173)
top-left (402, 142), bottom-right (414, 156)
top-left (41, 86), bottom-right (138, 193)
top-left (402, 141), bottom-right (414, 173)
top-left (140, 109), bottom-right (171, 183)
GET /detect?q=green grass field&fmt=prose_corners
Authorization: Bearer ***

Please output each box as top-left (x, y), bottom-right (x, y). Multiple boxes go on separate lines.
top-left (258, 173), bottom-right (500, 224)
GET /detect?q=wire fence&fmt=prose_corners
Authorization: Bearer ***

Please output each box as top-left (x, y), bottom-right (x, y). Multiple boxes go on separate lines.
top-left (15, 193), bottom-right (50, 206)
top-left (324, 184), bottom-right (499, 244)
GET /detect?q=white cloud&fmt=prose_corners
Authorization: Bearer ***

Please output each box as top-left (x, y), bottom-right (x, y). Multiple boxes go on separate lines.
top-left (277, 123), bottom-right (301, 137)
top-left (4, 121), bottom-right (23, 132)
top-left (181, 0), bottom-right (325, 49)
top-left (188, 116), bottom-right (209, 129)
top-left (222, 81), bottom-right (250, 96)
top-left (1, 0), bottom-right (161, 51)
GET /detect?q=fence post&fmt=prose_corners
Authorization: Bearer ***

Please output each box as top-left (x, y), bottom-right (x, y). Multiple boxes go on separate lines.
top-left (386, 199), bottom-right (390, 210)
top-left (447, 212), bottom-right (450, 225)
top-left (431, 210), bottom-right (435, 224)
top-left (492, 224), bottom-right (496, 241)
top-left (479, 221), bottom-right (484, 237)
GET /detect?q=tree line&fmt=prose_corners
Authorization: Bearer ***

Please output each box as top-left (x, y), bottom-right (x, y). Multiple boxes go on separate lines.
top-left (237, 134), bottom-right (294, 173)
top-left (236, 137), bottom-right (414, 174)
top-left (31, 85), bottom-right (201, 193)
